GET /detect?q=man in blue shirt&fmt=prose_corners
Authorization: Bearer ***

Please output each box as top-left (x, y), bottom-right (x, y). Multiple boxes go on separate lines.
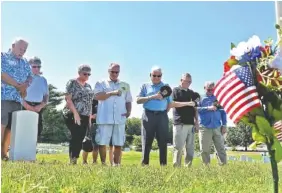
top-left (23, 57), bottom-right (49, 139)
top-left (197, 81), bottom-right (227, 165)
top-left (137, 66), bottom-right (195, 166)
top-left (1, 38), bottom-right (32, 160)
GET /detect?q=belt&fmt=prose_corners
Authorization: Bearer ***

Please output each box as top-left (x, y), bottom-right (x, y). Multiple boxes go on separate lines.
top-left (26, 101), bottom-right (41, 106)
top-left (145, 109), bottom-right (166, 114)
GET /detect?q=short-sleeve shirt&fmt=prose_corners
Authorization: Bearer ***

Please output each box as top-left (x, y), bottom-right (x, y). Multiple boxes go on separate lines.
top-left (94, 79), bottom-right (132, 124)
top-left (172, 86), bottom-right (198, 125)
top-left (1, 51), bottom-right (32, 103)
top-left (63, 79), bottom-right (94, 116)
top-left (137, 81), bottom-right (172, 111)
top-left (25, 75), bottom-right (49, 103)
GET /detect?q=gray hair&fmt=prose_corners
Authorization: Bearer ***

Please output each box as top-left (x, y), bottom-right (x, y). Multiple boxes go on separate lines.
top-left (12, 37), bottom-right (28, 46)
top-left (181, 73), bottom-right (192, 79)
top-left (109, 62), bottom-right (120, 69)
top-left (29, 56), bottom-right (41, 65)
top-left (78, 64), bottom-right (91, 73)
top-left (151, 66), bottom-right (162, 74)
top-left (204, 81), bottom-right (215, 88)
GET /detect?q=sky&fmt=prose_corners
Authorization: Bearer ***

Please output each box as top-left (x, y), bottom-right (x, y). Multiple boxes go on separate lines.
top-left (1, 1), bottom-right (280, 126)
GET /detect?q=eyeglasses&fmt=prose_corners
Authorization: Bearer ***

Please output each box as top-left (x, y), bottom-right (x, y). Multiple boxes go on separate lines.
top-left (152, 74), bottom-right (162, 78)
top-left (83, 73), bottom-right (91, 76)
top-left (110, 71), bottom-right (119, 74)
top-left (32, 66), bottom-right (41, 69)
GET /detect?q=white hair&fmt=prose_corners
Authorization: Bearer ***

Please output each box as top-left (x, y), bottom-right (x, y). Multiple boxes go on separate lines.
top-left (151, 66), bottom-right (162, 73)
top-left (12, 37), bottom-right (28, 45)
top-left (204, 81), bottom-right (215, 87)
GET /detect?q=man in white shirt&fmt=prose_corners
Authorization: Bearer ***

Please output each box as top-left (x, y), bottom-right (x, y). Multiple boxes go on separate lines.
top-left (94, 63), bottom-right (132, 166)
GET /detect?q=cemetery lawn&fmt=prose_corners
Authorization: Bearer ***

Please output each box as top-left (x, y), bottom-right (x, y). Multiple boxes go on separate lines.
top-left (2, 151), bottom-right (282, 193)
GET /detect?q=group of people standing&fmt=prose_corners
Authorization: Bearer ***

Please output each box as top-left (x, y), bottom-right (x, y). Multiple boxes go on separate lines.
top-left (1, 37), bottom-right (282, 167)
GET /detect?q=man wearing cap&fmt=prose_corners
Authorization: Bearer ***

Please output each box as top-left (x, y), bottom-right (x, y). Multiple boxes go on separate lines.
top-left (136, 66), bottom-right (196, 166)
top-left (197, 81), bottom-right (227, 165)
top-left (171, 73), bottom-right (200, 167)
top-left (22, 57), bottom-right (49, 139)
top-left (94, 63), bottom-right (132, 166)
top-left (1, 38), bottom-right (32, 161)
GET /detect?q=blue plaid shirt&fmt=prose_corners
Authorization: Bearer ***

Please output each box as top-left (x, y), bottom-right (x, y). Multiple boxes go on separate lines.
top-left (1, 51), bottom-right (32, 103)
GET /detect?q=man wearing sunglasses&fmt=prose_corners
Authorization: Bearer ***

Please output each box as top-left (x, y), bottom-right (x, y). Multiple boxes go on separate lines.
top-left (22, 57), bottom-right (49, 139)
top-left (137, 66), bottom-right (196, 166)
top-left (94, 63), bottom-right (132, 166)
top-left (197, 81), bottom-right (227, 166)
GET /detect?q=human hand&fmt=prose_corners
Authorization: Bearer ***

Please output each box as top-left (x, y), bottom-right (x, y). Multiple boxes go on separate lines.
top-left (150, 93), bottom-right (163, 100)
top-left (74, 112), bottom-right (81, 125)
top-left (121, 112), bottom-right (131, 118)
top-left (221, 126), bottom-right (227, 135)
top-left (207, 106), bottom-right (217, 111)
top-left (90, 114), bottom-right (96, 120)
top-left (111, 90), bottom-right (122, 96)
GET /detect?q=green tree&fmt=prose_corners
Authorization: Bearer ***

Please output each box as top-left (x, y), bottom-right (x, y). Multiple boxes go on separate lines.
top-left (226, 123), bottom-right (253, 151)
top-left (40, 84), bottom-right (68, 143)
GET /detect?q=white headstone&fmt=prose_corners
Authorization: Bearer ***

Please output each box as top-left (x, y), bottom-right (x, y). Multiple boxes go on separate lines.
top-left (263, 156), bottom-right (270, 163)
top-left (240, 155), bottom-right (247, 161)
top-left (10, 111), bottom-right (38, 161)
top-left (124, 148), bottom-right (130, 152)
top-left (247, 157), bottom-right (253, 162)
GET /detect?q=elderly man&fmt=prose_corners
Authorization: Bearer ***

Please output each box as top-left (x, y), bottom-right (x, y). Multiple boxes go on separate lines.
top-left (22, 57), bottom-right (49, 139)
top-left (1, 38), bottom-right (32, 160)
top-left (197, 81), bottom-right (227, 165)
top-left (172, 73), bottom-right (200, 167)
top-left (94, 63), bottom-right (132, 166)
top-left (137, 66), bottom-right (195, 166)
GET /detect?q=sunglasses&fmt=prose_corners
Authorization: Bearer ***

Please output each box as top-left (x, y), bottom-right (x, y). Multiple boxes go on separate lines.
top-left (32, 66), bottom-right (41, 69)
top-left (110, 71), bottom-right (119, 74)
top-left (152, 74), bottom-right (162, 78)
top-left (83, 73), bottom-right (91, 76)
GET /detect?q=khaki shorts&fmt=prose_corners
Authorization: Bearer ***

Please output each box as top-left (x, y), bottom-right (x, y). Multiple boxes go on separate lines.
top-left (1, 100), bottom-right (22, 129)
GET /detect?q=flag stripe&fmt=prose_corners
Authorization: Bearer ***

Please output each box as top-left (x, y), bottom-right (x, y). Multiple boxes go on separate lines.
top-left (216, 77), bottom-right (241, 102)
top-left (228, 92), bottom-right (259, 118)
top-left (219, 82), bottom-right (245, 106)
top-left (232, 100), bottom-right (261, 123)
top-left (214, 72), bottom-right (236, 96)
top-left (223, 86), bottom-right (257, 112)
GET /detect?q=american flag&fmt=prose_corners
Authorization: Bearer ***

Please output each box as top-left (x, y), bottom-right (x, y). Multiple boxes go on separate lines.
top-left (214, 66), bottom-right (262, 123)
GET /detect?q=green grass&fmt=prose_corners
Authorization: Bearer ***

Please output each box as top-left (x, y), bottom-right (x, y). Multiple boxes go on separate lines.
top-left (2, 151), bottom-right (282, 193)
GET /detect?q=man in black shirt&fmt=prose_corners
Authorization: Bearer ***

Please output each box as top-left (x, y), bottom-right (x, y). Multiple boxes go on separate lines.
top-left (172, 73), bottom-right (199, 167)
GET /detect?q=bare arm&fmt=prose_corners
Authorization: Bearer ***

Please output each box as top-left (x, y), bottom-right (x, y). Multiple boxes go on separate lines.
top-left (95, 90), bottom-right (120, 101)
top-left (65, 94), bottom-right (79, 115)
top-left (136, 96), bottom-right (151, 104)
top-left (168, 101), bottom-right (195, 108)
top-left (1, 72), bottom-right (20, 88)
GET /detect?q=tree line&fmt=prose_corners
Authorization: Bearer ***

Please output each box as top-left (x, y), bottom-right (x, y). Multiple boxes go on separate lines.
top-left (39, 84), bottom-right (253, 151)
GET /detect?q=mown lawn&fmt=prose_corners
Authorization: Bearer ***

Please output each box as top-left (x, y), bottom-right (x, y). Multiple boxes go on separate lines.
top-left (1, 151), bottom-right (282, 193)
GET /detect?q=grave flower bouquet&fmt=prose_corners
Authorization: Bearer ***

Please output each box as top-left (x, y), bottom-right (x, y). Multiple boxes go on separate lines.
top-left (221, 25), bottom-right (282, 193)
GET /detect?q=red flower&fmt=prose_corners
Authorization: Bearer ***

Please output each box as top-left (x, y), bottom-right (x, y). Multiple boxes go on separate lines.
top-left (224, 61), bottom-right (231, 73)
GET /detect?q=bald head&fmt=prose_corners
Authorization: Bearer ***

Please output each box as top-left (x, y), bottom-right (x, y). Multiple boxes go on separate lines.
top-left (11, 37), bottom-right (28, 59)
